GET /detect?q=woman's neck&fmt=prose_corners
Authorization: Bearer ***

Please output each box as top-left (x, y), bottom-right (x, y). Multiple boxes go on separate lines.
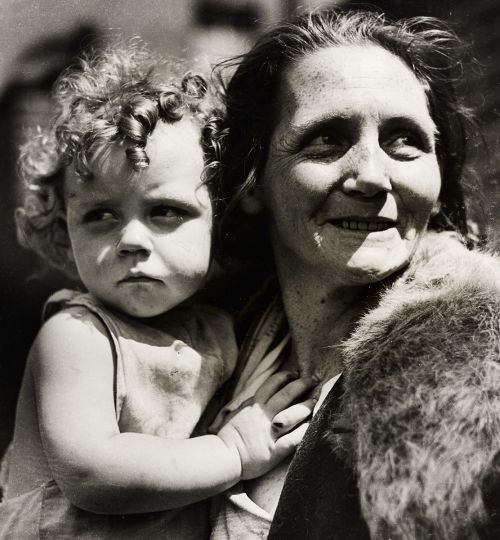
top-left (276, 263), bottom-right (378, 381)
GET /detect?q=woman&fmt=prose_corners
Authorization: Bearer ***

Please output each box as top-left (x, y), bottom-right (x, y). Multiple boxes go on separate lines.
top-left (210, 8), bottom-right (500, 539)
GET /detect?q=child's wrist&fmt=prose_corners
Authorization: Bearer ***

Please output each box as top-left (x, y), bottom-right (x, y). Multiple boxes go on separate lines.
top-left (216, 427), bottom-right (244, 480)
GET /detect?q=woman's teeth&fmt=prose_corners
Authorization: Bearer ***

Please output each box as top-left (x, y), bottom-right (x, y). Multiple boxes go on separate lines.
top-left (340, 220), bottom-right (393, 231)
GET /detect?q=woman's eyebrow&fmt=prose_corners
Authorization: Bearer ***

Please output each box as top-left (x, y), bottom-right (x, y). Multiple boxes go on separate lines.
top-left (278, 116), bottom-right (354, 152)
top-left (288, 115), bottom-right (352, 139)
top-left (383, 115), bottom-right (439, 139)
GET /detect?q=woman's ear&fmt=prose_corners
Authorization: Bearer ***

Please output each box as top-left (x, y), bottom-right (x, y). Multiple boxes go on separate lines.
top-left (240, 183), bottom-right (265, 215)
top-left (240, 174), bottom-right (265, 216)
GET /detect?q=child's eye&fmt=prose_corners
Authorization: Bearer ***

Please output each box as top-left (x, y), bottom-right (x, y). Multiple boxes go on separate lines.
top-left (82, 209), bottom-right (117, 223)
top-left (150, 205), bottom-right (188, 220)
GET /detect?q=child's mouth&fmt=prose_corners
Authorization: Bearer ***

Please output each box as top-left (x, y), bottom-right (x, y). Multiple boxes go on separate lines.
top-left (119, 275), bottom-right (163, 284)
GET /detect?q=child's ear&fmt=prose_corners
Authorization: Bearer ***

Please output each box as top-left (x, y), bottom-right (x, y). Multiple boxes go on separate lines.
top-left (240, 185), bottom-right (265, 215)
top-left (431, 200), bottom-right (441, 217)
top-left (55, 211), bottom-right (78, 277)
top-left (64, 245), bottom-right (79, 280)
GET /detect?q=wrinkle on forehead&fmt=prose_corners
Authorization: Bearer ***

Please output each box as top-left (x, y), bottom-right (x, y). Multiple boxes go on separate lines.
top-left (293, 45), bottom-right (423, 96)
top-left (273, 44), bottom-right (436, 140)
top-left (289, 44), bottom-right (421, 90)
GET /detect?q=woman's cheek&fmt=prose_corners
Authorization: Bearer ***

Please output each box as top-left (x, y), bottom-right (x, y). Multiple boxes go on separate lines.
top-left (293, 161), bottom-right (337, 192)
top-left (402, 158), bottom-right (441, 199)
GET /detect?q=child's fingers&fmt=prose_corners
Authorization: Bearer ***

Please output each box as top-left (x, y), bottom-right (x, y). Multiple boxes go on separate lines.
top-left (271, 398), bottom-right (316, 437)
top-left (254, 371), bottom-right (297, 403)
top-left (220, 372), bottom-right (299, 426)
top-left (274, 422), bottom-right (310, 457)
top-left (265, 376), bottom-right (316, 416)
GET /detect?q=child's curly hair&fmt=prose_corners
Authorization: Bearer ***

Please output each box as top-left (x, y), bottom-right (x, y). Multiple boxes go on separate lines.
top-left (16, 41), bottom-right (223, 276)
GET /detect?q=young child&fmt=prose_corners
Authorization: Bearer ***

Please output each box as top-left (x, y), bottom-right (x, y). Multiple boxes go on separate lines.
top-left (0, 44), bottom-right (313, 537)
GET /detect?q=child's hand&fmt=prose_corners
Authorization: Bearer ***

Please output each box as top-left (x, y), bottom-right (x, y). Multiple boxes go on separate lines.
top-left (217, 372), bottom-right (317, 480)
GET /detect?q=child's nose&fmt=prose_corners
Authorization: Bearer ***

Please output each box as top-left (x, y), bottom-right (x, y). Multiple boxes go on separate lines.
top-left (117, 220), bottom-right (152, 257)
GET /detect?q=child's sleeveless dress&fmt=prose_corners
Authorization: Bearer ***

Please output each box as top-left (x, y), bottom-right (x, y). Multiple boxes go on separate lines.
top-left (0, 290), bottom-right (237, 539)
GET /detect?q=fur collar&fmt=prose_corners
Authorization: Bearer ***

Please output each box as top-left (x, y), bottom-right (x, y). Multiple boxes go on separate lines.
top-left (333, 232), bottom-right (500, 539)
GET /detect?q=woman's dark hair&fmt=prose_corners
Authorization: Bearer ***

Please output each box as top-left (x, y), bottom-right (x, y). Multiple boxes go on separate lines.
top-left (216, 8), bottom-right (474, 266)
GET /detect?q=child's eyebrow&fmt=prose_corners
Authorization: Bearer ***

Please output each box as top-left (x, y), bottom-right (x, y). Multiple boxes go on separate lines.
top-left (144, 194), bottom-right (204, 213)
top-left (143, 191), bottom-right (191, 202)
top-left (66, 191), bottom-right (116, 207)
top-left (65, 183), bottom-right (113, 200)
top-left (143, 184), bottom-right (204, 205)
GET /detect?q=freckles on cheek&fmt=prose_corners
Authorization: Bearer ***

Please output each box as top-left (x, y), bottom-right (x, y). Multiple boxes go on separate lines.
top-left (397, 170), bottom-right (441, 222)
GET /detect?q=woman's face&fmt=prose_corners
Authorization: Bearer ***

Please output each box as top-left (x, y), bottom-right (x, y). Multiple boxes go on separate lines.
top-left (256, 45), bottom-right (441, 285)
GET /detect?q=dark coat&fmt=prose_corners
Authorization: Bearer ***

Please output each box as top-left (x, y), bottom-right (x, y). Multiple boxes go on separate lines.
top-left (270, 234), bottom-right (500, 540)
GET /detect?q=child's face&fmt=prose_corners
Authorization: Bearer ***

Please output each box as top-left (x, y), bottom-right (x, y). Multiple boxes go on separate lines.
top-left (64, 119), bottom-right (213, 318)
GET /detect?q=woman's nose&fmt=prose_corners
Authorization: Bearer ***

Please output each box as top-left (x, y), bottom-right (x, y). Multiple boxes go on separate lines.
top-left (341, 140), bottom-right (391, 198)
top-left (117, 220), bottom-right (152, 257)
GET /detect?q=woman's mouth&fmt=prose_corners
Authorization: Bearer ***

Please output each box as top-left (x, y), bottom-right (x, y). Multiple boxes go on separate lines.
top-left (330, 219), bottom-right (395, 232)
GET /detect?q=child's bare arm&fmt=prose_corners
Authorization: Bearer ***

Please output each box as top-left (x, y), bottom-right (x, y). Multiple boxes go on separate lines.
top-left (33, 309), bottom-right (314, 515)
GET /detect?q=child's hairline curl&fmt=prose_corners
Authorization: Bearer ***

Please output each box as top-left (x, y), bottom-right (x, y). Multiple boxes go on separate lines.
top-left (16, 41), bottom-right (224, 278)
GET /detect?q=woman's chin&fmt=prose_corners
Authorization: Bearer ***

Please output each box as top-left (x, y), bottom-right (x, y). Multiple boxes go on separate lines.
top-left (344, 246), bottom-right (412, 284)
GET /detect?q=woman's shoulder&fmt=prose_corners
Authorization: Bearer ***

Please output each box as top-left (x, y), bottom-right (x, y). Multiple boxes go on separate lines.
top-left (410, 230), bottom-right (500, 281)
top-left (381, 231), bottom-right (500, 309)
top-left (334, 232), bottom-right (500, 539)
top-left (346, 232), bottom-right (500, 360)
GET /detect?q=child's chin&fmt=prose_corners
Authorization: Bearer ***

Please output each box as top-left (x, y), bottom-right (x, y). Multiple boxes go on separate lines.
top-left (126, 305), bottom-right (170, 318)
top-left (110, 299), bottom-right (171, 319)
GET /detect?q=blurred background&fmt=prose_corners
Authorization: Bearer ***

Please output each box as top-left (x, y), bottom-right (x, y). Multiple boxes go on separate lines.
top-left (0, 0), bottom-right (499, 459)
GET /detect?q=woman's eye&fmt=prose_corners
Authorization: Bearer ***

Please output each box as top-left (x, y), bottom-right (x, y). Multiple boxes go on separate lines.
top-left (383, 131), bottom-right (424, 159)
top-left (305, 132), bottom-right (350, 158)
top-left (82, 209), bottom-right (116, 223)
